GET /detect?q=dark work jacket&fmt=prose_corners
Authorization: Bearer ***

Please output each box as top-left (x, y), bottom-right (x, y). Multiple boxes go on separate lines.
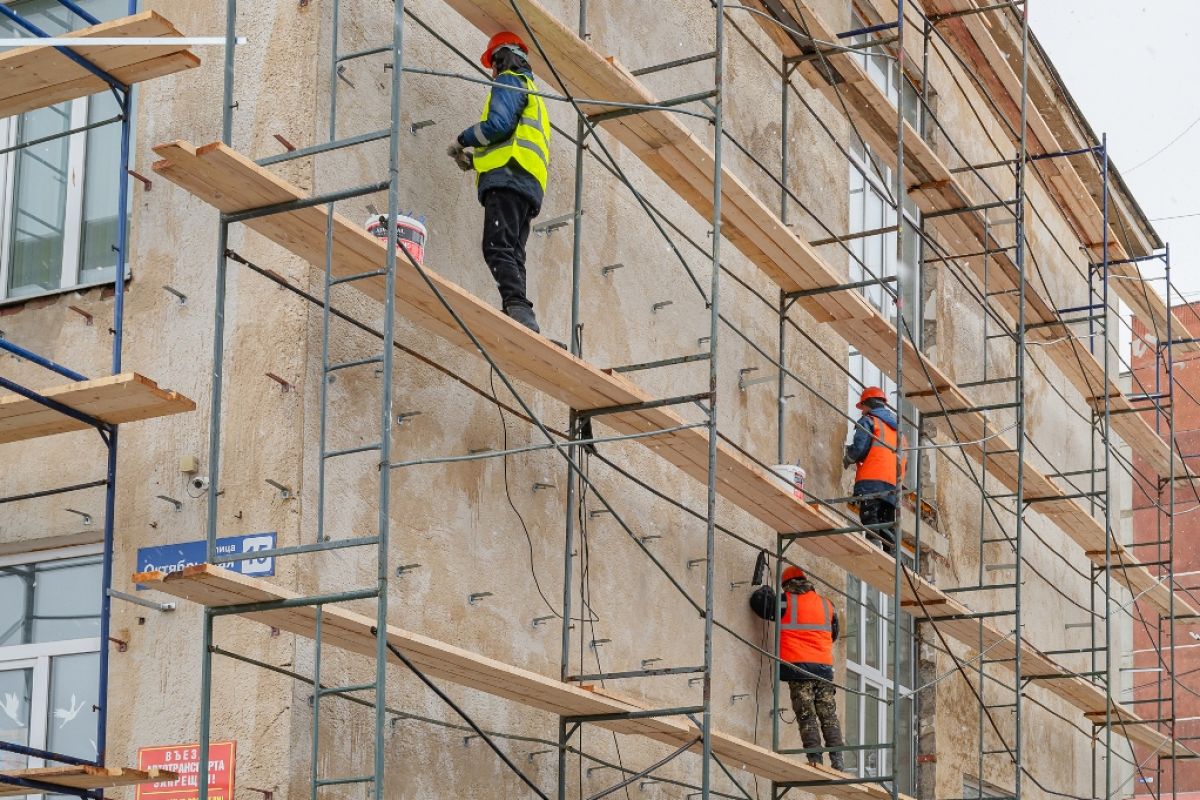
top-left (846, 406), bottom-right (901, 508)
top-left (750, 582), bottom-right (838, 683)
top-left (457, 69), bottom-right (545, 213)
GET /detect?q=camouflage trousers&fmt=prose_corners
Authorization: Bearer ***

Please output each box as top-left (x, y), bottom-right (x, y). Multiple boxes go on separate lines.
top-left (789, 679), bottom-right (845, 769)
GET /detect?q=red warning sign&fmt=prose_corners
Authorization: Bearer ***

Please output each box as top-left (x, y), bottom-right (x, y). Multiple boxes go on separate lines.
top-left (136, 741), bottom-right (236, 800)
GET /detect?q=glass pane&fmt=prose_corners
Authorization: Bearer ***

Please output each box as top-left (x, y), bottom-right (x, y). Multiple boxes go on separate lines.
top-left (902, 77), bottom-right (922, 133)
top-left (80, 92), bottom-right (122, 282)
top-left (0, 570), bottom-right (33, 646)
top-left (80, 0), bottom-right (125, 21)
top-left (7, 105), bottom-right (71, 298)
top-left (77, 0), bottom-right (129, 284)
top-left (886, 599), bottom-right (895, 682)
top-left (867, 49), bottom-right (888, 90)
top-left (865, 588), bottom-right (881, 670)
top-left (0, 668), bottom-right (33, 771)
top-left (864, 684), bottom-right (880, 777)
top-left (849, 183), bottom-right (865, 283)
top-left (47, 653), bottom-right (99, 762)
top-left (897, 691), bottom-right (914, 794)
top-left (3, 1), bottom-right (73, 299)
top-left (898, 610), bottom-right (914, 687)
top-left (0, 1), bottom-right (71, 48)
top-left (844, 672), bottom-right (860, 774)
top-left (33, 557), bottom-right (103, 643)
top-left (846, 576), bottom-right (861, 665)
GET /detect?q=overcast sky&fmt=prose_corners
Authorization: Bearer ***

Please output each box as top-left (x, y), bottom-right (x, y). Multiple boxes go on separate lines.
top-left (1033, 2), bottom-right (1200, 300)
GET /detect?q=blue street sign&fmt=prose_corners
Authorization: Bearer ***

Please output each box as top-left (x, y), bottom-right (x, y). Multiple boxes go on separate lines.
top-left (136, 532), bottom-right (277, 589)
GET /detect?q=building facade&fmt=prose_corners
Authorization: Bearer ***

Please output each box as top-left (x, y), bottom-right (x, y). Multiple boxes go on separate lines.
top-left (0, 0), bottom-right (1170, 798)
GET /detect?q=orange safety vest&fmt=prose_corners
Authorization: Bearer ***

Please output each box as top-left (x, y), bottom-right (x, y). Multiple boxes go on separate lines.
top-left (854, 416), bottom-right (907, 486)
top-left (780, 591), bottom-right (834, 666)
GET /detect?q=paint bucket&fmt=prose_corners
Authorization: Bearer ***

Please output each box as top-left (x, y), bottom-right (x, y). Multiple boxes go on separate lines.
top-left (772, 462), bottom-right (806, 501)
top-left (365, 214), bottom-right (428, 266)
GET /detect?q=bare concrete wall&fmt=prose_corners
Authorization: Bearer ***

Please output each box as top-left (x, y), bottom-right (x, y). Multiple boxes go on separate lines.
top-left (0, 0), bottom-right (1138, 797)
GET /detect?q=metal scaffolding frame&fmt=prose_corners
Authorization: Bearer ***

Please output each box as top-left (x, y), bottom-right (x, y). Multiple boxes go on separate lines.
top-left (173, 0), bottom-right (1199, 799)
top-left (0, 0), bottom-right (137, 795)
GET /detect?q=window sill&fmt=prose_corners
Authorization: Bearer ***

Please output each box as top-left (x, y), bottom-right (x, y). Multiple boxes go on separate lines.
top-left (0, 269), bottom-right (131, 310)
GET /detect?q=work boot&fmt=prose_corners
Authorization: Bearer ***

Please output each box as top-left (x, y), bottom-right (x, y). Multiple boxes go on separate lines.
top-left (504, 302), bottom-right (540, 333)
top-left (829, 754), bottom-right (845, 772)
top-left (807, 757), bottom-right (823, 769)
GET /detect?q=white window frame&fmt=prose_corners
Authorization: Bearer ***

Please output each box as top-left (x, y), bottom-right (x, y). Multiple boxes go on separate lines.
top-left (0, 543), bottom-right (103, 798)
top-left (849, 7), bottom-right (925, 135)
top-left (0, 99), bottom-right (102, 305)
top-left (844, 577), bottom-right (915, 789)
top-left (846, 74), bottom-right (924, 467)
top-left (0, 0), bottom-right (130, 307)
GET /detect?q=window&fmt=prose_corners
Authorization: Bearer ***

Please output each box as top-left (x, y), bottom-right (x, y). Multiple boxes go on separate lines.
top-left (0, 0), bottom-right (130, 304)
top-left (0, 547), bottom-right (103, 798)
top-left (849, 8), bottom-right (925, 135)
top-left (847, 136), bottom-right (922, 458)
top-left (844, 575), bottom-right (916, 793)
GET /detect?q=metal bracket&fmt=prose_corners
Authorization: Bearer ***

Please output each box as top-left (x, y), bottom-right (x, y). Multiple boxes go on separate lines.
top-left (109, 588), bottom-right (175, 613)
top-left (155, 495), bottom-right (183, 512)
top-left (161, 284), bottom-right (187, 305)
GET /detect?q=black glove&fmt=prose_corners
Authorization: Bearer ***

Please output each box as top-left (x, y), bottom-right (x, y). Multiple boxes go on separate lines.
top-left (842, 445), bottom-right (856, 470)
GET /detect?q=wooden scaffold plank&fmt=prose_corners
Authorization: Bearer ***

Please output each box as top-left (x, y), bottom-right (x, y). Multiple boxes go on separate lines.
top-left (738, 0), bottom-right (1193, 484)
top-left (150, 141), bottom-right (1193, 756)
top-left (0, 11), bottom-right (200, 117)
top-left (419, 0), bottom-right (1195, 610)
top-left (0, 373), bottom-right (196, 444)
top-left (915, 0), bottom-right (1193, 353)
top-left (0, 766), bottom-right (177, 796)
top-left (137, 565), bottom-right (906, 798)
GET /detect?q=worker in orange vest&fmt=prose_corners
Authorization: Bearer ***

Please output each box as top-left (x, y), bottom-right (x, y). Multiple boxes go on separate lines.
top-left (843, 386), bottom-right (906, 553)
top-left (750, 565), bottom-right (845, 771)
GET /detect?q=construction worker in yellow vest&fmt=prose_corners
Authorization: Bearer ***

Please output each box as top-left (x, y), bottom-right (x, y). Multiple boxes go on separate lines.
top-left (448, 32), bottom-right (551, 334)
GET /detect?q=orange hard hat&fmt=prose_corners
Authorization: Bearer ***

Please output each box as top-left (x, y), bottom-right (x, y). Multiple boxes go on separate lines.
top-left (781, 565), bottom-right (807, 583)
top-left (481, 31), bottom-right (529, 69)
top-left (856, 385), bottom-right (888, 410)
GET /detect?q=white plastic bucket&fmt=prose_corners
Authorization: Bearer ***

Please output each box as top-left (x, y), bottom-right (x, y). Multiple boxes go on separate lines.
top-left (365, 214), bottom-right (428, 266)
top-left (772, 463), bottom-right (806, 500)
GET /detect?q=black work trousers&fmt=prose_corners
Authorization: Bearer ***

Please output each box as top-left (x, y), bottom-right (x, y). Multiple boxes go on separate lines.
top-left (858, 498), bottom-right (896, 550)
top-left (482, 188), bottom-right (537, 310)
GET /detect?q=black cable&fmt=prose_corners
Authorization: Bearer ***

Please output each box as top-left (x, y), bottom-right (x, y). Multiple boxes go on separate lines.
top-left (381, 637), bottom-right (550, 799)
top-left (575, 458), bottom-right (634, 800)
top-left (226, 248), bottom-right (567, 439)
top-left (488, 368), bottom-right (597, 624)
top-left (416, 0), bottom-right (1183, 778)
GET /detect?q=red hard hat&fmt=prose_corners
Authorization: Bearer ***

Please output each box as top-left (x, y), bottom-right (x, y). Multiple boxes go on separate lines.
top-left (856, 385), bottom-right (888, 410)
top-left (781, 565), bottom-right (806, 583)
top-left (481, 31), bottom-right (529, 69)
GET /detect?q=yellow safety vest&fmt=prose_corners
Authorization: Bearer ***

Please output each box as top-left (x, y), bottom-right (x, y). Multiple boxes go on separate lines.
top-left (473, 71), bottom-right (550, 192)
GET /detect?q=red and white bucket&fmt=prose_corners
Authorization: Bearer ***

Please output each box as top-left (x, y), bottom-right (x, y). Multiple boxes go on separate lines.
top-left (365, 214), bottom-right (428, 266)
top-left (772, 462), bottom-right (806, 501)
